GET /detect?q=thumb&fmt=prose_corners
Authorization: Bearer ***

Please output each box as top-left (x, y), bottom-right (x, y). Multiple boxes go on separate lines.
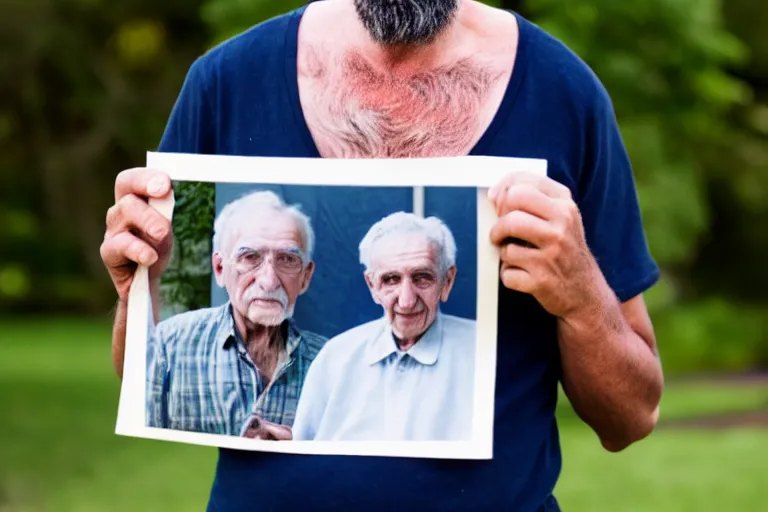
top-left (262, 423), bottom-right (293, 441)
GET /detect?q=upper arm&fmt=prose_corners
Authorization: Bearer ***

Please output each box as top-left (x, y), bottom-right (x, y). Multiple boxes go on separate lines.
top-left (576, 77), bottom-right (660, 303)
top-left (576, 78), bottom-right (661, 362)
top-left (620, 294), bottom-right (658, 357)
top-left (157, 56), bottom-right (215, 154)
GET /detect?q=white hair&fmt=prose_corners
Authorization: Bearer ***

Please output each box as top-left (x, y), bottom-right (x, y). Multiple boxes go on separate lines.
top-left (359, 211), bottom-right (457, 275)
top-left (212, 190), bottom-right (315, 261)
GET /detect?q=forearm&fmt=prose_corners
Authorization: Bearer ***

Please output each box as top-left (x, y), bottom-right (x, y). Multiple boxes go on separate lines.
top-left (112, 298), bottom-right (129, 379)
top-left (558, 280), bottom-right (663, 451)
top-left (111, 278), bottom-right (163, 380)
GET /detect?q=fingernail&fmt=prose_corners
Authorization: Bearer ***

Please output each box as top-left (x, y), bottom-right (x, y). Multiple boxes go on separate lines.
top-left (147, 177), bottom-right (166, 195)
top-left (149, 225), bottom-right (164, 239)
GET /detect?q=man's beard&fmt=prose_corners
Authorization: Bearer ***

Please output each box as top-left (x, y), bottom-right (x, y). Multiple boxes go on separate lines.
top-left (241, 284), bottom-right (294, 326)
top-left (354, 0), bottom-right (460, 46)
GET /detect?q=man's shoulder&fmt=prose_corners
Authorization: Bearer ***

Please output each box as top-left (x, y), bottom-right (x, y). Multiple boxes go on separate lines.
top-left (517, 14), bottom-right (611, 110)
top-left (155, 304), bottom-right (229, 342)
top-left (441, 313), bottom-right (476, 332)
top-left (293, 325), bottom-right (329, 358)
top-left (439, 313), bottom-right (477, 351)
top-left (191, 8), bottom-right (302, 80)
top-left (318, 318), bottom-right (387, 356)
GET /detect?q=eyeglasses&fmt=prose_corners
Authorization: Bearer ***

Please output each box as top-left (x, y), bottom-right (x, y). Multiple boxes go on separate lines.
top-left (228, 247), bottom-right (305, 275)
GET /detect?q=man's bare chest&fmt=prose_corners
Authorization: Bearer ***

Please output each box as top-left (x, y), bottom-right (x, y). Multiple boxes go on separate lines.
top-left (297, 48), bottom-right (512, 159)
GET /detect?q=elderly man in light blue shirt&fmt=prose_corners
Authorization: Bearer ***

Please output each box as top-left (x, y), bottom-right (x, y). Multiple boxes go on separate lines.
top-left (292, 211), bottom-right (476, 441)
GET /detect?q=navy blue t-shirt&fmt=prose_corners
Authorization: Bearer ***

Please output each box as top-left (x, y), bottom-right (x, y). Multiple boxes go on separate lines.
top-left (156, 5), bottom-right (660, 511)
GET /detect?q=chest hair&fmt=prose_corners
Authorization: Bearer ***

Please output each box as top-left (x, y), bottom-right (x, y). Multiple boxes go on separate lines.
top-left (299, 47), bottom-right (504, 158)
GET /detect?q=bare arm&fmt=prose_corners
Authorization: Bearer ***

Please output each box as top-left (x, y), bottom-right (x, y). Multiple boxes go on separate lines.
top-left (488, 172), bottom-right (663, 452)
top-left (100, 168), bottom-right (173, 380)
top-left (558, 283), bottom-right (663, 451)
top-left (112, 299), bottom-right (129, 379)
top-left (111, 281), bottom-right (163, 379)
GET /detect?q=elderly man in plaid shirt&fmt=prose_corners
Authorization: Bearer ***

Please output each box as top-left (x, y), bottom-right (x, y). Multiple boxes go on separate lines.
top-left (145, 190), bottom-right (327, 440)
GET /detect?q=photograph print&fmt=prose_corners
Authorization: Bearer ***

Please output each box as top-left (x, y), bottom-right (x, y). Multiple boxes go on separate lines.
top-left (115, 152), bottom-right (547, 459)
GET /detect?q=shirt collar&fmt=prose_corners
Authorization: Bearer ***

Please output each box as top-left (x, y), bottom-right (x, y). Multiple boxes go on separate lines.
top-left (218, 302), bottom-right (303, 357)
top-left (365, 311), bottom-right (444, 366)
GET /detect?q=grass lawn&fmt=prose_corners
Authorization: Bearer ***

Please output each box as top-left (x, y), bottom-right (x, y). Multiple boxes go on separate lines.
top-left (1, 317), bottom-right (766, 511)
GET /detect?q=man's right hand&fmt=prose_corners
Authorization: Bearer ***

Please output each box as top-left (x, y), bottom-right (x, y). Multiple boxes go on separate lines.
top-left (100, 168), bottom-right (174, 301)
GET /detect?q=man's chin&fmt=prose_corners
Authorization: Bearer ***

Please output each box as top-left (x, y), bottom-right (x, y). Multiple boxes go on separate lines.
top-left (252, 317), bottom-right (286, 327)
top-left (354, 0), bottom-right (459, 47)
top-left (393, 319), bottom-right (425, 339)
top-left (247, 308), bottom-right (287, 327)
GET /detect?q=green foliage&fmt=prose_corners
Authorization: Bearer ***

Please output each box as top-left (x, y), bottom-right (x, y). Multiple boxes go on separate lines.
top-left (0, 0), bottom-right (211, 313)
top-left (525, 0), bottom-right (768, 371)
top-left (724, 0), bottom-right (768, 79)
top-left (525, 0), bottom-right (752, 268)
top-left (160, 181), bottom-right (216, 315)
top-left (653, 298), bottom-right (768, 375)
top-left (201, 0), bottom-right (307, 45)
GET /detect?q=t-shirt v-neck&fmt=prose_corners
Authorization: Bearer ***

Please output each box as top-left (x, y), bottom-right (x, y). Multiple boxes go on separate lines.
top-left (281, 5), bottom-right (530, 159)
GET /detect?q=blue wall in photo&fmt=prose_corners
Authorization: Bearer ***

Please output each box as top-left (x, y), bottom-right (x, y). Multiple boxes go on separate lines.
top-left (212, 184), bottom-right (478, 339)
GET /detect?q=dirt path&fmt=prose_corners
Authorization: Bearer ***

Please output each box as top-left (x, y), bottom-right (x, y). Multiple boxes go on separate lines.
top-left (660, 410), bottom-right (768, 430)
top-left (659, 373), bottom-right (768, 429)
top-left (670, 372), bottom-right (768, 387)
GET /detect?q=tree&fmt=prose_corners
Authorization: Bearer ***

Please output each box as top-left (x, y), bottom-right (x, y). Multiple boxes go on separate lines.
top-left (0, 0), bottom-right (211, 313)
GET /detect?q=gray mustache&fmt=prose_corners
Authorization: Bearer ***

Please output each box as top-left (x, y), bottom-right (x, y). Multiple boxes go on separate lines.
top-left (244, 286), bottom-right (289, 309)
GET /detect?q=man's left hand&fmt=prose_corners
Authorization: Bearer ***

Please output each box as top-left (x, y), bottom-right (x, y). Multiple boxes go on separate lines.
top-left (488, 172), bottom-right (604, 319)
top-left (242, 416), bottom-right (293, 441)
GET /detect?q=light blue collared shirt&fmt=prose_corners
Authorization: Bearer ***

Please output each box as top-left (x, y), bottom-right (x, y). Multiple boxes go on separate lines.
top-left (292, 312), bottom-right (476, 441)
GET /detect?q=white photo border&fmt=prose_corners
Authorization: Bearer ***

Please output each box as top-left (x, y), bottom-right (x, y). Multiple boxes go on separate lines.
top-left (115, 151), bottom-right (547, 460)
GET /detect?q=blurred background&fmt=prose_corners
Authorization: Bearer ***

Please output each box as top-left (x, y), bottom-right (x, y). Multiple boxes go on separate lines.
top-left (0, 0), bottom-right (766, 510)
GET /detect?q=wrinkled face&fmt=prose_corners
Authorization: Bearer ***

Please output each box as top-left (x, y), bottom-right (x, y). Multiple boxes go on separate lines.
top-left (365, 233), bottom-right (456, 342)
top-left (213, 211), bottom-right (314, 327)
top-left (353, 0), bottom-right (460, 46)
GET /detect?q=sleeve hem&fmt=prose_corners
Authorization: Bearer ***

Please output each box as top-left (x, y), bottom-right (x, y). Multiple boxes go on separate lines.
top-left (610, 264), bottom-right (661, 303)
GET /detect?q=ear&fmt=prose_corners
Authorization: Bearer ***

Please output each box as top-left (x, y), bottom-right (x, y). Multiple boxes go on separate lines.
top-left (212, 251), bottom-right (226, 288)
top-left (364, 272), bottom-right (381, 305)
top-left (440, 266), bottom-right (457, 302)
top-left (299, 261), bottom-right (316, 294)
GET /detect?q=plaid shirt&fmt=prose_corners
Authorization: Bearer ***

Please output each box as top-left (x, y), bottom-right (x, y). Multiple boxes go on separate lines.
top-left (146, 302), bottom-right (327, 436)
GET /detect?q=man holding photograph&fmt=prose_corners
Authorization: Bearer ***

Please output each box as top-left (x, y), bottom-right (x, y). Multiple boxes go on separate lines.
top-left (100, 0), bottom-right (664, 510)
top-left (144, 190), bottom-right (326, 439)
top-left (292, 212), bottom-right (476, 441)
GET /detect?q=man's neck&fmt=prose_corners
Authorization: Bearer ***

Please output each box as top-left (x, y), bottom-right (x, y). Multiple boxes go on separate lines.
top-left (334, 0), bottom-right (481, 76)
top-left (298, 0), bottom-right (517, 158)
top-left (394, 317), bottom-right (438, 352)
top-left (396, 335), bottom-right (421, 352)
top-left (243, 324), bottom-right (285, 353)
top-left (356, 19), bottom-right (462, 74)
top-left (233, 314), bottom-right (286, 381)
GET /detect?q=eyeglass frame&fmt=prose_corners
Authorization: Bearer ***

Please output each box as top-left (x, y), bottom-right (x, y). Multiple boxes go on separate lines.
top-left (223, 245), bottom-right (309, 276)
